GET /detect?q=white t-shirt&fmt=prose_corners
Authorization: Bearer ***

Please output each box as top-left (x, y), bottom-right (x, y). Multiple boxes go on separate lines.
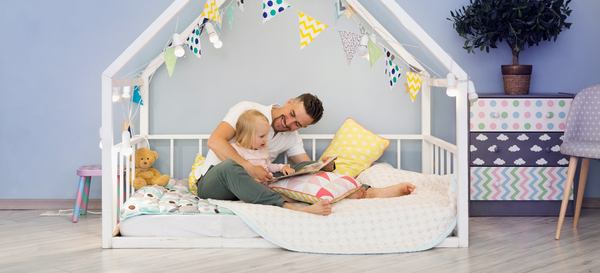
top-left (197, 101), bottom-right (306, 176)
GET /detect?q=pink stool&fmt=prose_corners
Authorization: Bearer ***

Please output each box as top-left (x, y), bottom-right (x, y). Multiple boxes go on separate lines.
top-left (72, 165), bottom-right (102, 223)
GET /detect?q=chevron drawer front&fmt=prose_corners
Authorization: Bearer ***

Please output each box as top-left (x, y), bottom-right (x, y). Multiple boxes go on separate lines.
top-left (470, 132), bottom-right (568, 167)
top-left (470, 98), bottom-right (571, 132)
top-left (470, 167), bottom-right (573, 200)
top-left (469, 94), bottom-right (574, 216)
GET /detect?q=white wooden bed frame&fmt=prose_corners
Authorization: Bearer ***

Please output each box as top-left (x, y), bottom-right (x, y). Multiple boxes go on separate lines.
top-left (101, 0), bottom-right (472, 249)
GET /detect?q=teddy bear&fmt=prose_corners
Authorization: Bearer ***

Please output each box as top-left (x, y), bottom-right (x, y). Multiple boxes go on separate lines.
top-left (133, 147), bottom-right (170, 190)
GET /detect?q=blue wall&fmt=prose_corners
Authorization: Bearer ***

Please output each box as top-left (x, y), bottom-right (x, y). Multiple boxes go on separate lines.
top-left (1, 0), bottom-right (599, 200)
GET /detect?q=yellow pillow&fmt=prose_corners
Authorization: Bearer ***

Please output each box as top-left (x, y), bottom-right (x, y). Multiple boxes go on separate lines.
top-left (188, 154), bottom-right (206, 195)
top-left (320, 118), bottom-right (389, 177)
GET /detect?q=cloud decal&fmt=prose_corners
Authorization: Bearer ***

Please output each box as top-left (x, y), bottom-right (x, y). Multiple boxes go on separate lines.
top-left (536, 158), bottom-right (548, 165)
top-left (557, 158), bottom-right (569, 165)
top-left (517, 134), bottom-right (529, 141)
top-left (488, 145), bottom-right (498, 152)
top-left (473, 158), bottom-right (485, 165)
top-left (493, 158), bottom-right (506, 165)
top-left (470, 145), bottom-right (478, 152)
top-left (551, 145), bottom-right (560, 152)
top-left (530, 145), bottom-right (542, 152)
top-left (508, 145), bottom-right (520, 152)
top-left (496, 134), bottom-right (509, 141)
top-left (539, 134), bottom-right (551, 141)
top-left (476, 134), bottom-right (488, 141)
top-left (514, 158), bottom-right (526, 165)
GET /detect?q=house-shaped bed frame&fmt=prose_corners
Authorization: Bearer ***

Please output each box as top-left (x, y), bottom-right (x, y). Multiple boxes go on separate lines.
top-left (101, 0), bottom-right (474, 249)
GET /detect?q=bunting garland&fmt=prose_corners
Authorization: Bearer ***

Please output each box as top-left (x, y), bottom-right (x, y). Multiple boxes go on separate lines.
top-left (298, 12), bottom-right (328, 49)
top-left (156, 0), bottom-right (429, 103)
top-left (338, 31), bottom-right (361, 64)
top-left (262, 0), bottom-right (291, 22)
top-left (186, 21), bottom-right (205, 58)
top-left (164, 47), bottom-right (177, 77)
top-left (405, 71), bottom-right (423, 102)
top-left (201, 0), bottom-right (222, 24)
top-left (367, 39), bottom-right (382, 67)
top-left (132, 85), bottom-right (144, 105)
top-left (384, 48), bottom-right (402, 88)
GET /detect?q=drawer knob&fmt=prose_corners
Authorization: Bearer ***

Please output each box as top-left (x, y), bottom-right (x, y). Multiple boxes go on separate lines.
top-left (491, 112), bottom-right (500, 119)
top-left (546, 112), bottom-right (554, 119)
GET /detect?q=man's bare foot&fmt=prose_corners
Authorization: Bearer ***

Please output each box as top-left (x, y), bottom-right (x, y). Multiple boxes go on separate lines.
top-left (283, 199), bottom-right (332, 215)
top-left (365, 183), bottom-right (416, 198)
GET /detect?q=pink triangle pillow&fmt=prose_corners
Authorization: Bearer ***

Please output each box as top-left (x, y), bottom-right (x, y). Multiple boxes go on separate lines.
top-left (269, 172), bottom-right (361, 204)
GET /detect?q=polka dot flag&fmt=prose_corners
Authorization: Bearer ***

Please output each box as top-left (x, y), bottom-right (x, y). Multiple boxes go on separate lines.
top-left (186, 21), bottom-right (205, 59)
top-left (262, 0), bottom-right (290, 22)
top-left (384, 48), bottom-right (401, 88)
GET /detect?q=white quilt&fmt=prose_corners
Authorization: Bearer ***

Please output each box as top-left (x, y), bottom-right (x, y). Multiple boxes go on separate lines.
top-left (211, 163), bottom-right (456, 254)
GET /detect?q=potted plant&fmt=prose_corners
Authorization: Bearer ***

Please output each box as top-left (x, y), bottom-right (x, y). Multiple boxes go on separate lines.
top-left (449, 0), bottom-right (572, 95)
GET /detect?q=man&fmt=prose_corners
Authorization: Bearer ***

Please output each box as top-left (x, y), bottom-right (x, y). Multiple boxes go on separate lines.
top-left (200, 93), bottom-right (325, 182)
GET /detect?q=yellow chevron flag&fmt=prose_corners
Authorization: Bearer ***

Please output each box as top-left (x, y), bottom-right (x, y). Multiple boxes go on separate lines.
top-left (298, 12), bottom-right (328, 49)
top-left (405, 71), bottom-right (423, 102)
top-left (201, 0), bottom-right (221, 24)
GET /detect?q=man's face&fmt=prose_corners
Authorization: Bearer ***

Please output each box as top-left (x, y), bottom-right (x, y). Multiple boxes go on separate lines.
top-left (272, 100), bottom-right (314, 132)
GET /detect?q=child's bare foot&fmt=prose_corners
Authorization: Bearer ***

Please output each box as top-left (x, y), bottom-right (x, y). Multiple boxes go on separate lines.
top-left (284, 199), bottom-right (332, 215)
top-left (365, 183), bottom-right (416, 198)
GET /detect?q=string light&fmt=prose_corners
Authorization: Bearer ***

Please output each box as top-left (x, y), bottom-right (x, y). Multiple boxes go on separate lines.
top-left (172, 33), bottom-right (185, 57)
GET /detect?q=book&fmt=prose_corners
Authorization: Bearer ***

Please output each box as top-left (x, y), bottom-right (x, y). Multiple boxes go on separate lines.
top-left (271, 156), bottom-right (337, 181)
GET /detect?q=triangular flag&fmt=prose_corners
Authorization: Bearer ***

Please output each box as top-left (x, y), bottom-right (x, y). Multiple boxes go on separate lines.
top-left (367, 39), bottom-right (382, 67)
top-left (225, 3), bottom-right (235, 30)
top-left (164, 47), bottom-right (177, 77)
top-left (298, 12), bottom-right (328, 49)
top-left (262, 0), bottom-right (290, 22)
top-left (405, 71), bottom-right (423, 102)
top-left (338, 31), bottom-right (361, 64)
top-left (384, 48), bottom-right (402, 88)
top-left (132, 85), bottom-right (143, 105)
top-left (201, 0), bottom-right (221, 24)
top-left (334, 0), bottom-right (347, 20)
top-left (186, 21), bottom-right (205, 59)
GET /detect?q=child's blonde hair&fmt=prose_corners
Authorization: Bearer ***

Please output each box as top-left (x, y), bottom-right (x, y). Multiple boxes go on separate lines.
top-left (235, 110), bottom-right (269, 149)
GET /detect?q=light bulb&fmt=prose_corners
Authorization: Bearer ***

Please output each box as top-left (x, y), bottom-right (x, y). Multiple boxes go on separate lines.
top-left (122, 86), bottom-right (131, 99)
top-left (446, 87), bottom-right (459, 97)
top-left (174, 45), bottom-right (185, 57)
top-left (205, 22), bottom-right (219, 43)
top-left (360, 35), bottom-right (369, 46)
top-left (112, 87), bottom-right (121, 102)
top-left (209, 33), bottom-right (219, 43)
top-left (357, 45), bottom-right (368, 57)
top-left (213, 40), bottom-right (223, 49)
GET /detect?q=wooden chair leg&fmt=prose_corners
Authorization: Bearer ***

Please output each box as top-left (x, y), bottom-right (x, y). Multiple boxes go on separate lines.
top-left (556, 156), bottom-right (578, 240)
top-left (72, 176), bottom-right (85, 223)
top-left (81, 176), bottom-right (91, 215)
top-left (574, 158), bottom-right (590, 228)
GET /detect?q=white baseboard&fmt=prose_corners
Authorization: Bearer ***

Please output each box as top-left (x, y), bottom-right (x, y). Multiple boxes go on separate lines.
top-left (0, 199), bottom-right (101, 210)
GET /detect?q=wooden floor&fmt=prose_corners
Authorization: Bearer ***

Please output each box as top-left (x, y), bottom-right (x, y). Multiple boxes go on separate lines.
top-left (0, 210), bottom-right (599, 273)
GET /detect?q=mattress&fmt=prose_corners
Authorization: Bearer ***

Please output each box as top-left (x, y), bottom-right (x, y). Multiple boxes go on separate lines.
top-left (119, 214), bottom-right (259, 238)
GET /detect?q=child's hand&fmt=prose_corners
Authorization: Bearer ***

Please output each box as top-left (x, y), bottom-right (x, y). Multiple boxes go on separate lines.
top-left (281, 165), bottom-right (295, 175)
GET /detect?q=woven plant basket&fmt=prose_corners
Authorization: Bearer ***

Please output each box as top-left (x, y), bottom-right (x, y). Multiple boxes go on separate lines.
top-left (502, 65), bottom-right (532, 95)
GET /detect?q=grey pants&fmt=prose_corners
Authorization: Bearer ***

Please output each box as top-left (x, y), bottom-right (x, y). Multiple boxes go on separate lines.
top-left (197, 159), bottom-right (315, 207)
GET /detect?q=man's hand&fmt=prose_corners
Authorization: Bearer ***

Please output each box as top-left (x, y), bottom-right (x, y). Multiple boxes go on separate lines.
top-left (244, 164), bottom-right (273, 183)
top-left (321, 156), bottom-right (336, 172)
top-left (281, 164), bottom-right (296, 175)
